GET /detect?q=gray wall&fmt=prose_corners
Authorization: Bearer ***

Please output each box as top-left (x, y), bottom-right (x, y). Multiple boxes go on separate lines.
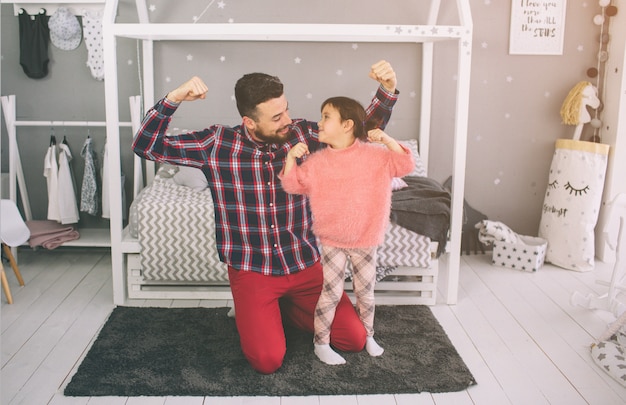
top-left (0, 1), bottom-right (605, 237)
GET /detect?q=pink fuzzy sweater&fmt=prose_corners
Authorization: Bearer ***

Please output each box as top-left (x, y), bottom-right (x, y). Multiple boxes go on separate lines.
top-left (280, 140), bottom-right (414, 248)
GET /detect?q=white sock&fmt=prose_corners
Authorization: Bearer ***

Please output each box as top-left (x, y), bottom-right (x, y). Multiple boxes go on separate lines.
top-left (366, 336), bottom-right (384, 357)
top-left (314, 344), bottom-right (346, 365)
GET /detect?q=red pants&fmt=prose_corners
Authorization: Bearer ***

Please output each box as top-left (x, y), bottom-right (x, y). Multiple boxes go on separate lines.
top-left (228, 261), bottom-right (366, 374)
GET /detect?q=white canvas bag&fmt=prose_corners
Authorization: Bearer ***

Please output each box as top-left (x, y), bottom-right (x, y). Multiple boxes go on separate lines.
top-left (538, 139), bottom-right (609, 271)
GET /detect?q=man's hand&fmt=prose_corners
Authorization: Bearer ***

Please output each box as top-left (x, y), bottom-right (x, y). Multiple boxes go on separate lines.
top-left (369, 60), bottom-right (397, 93)
top-left (166, 76), bottom-right (209, 103)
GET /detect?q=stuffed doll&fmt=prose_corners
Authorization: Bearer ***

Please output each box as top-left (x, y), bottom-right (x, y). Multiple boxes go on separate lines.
top-left (559, 81), bottom-right (600, 141)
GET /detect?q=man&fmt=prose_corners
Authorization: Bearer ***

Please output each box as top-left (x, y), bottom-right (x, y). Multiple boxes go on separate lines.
top-left (133, 60), bottom-right (399, 374)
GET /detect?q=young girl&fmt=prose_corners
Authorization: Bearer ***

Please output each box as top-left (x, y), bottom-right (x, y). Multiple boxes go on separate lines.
top-left (280, 96), bottom-right (414, 365)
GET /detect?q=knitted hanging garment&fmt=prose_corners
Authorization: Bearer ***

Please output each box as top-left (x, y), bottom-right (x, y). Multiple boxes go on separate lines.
top-left (80, 137), bottom-right (99, 215)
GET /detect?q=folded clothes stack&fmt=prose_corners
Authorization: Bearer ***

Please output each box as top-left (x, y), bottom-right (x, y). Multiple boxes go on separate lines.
top-left (26, 220), bottom-right (80, 249)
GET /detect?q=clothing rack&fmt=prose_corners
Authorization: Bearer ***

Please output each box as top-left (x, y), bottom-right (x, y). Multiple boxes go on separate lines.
top-left (0, 0), bottom-right (105, 16)
top-left (0, 94), bottom-right (137, 247)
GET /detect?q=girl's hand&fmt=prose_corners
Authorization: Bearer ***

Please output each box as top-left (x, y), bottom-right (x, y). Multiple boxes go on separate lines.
top-left (367, 128), bottom-right (390, 145)
top-left (283, 142), bottom-right (310, 176)
top-left (287, 142), bottom-right (310, 160)
top-left (368, 129), bottom-right (404, 153)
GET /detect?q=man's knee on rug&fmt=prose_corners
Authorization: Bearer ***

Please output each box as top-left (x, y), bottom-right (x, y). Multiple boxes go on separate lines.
top-left (328, 295), bottom-right (367, 352)
top-left (329, 319), bottom-right (367, 353)
top-left (244, 346), bottom-right (286, 374)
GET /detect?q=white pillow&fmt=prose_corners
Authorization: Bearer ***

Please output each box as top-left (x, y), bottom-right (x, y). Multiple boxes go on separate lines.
top-left (173, 166), bottom-right (208, 191)
top-left (400, 139), bottom-right (427, 177)
top-left (156, 164), bottom-right (179, 179)
top-left (391, 177), bottom-right (408, 191)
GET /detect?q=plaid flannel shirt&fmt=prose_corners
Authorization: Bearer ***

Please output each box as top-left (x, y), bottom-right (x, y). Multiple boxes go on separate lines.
top-left (132, 85), bottom-right (398, 276)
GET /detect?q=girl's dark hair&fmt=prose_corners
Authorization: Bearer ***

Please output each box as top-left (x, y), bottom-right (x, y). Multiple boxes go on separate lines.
top-left (320, 96), bottom-right (381, 141)
top-left (234, 73), bottom-right (284, 120)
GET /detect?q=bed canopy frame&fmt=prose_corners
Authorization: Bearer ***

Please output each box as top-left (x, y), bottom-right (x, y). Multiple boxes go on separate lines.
top-left (99, 0), bottom-right (472, 305)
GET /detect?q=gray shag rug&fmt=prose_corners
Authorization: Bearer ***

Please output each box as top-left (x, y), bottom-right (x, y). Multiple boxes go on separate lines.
top-left (65, 305), bottom-right (476, 397)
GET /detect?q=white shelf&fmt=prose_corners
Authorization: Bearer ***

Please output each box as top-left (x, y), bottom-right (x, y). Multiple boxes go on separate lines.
top-left (62, 227), bottom-right (110, 247)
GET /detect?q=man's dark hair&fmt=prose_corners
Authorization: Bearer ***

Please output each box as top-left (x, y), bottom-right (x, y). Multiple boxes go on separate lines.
top-left (235, 73), bottom-right (284, 120)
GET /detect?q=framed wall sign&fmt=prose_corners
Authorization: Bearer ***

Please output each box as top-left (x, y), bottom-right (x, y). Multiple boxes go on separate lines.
top-left (509, 0), bottom-right (567, 55)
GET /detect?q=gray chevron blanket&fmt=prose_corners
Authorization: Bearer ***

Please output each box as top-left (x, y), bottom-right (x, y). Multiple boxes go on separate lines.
top-left (136, 179), bottom-right (228, 283)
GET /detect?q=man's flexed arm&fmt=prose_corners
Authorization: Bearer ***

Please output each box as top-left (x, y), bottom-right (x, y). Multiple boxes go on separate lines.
top-left (165, 76), bottom-right (209, 104)
top-left (369, 60), bottom-right (397, 94)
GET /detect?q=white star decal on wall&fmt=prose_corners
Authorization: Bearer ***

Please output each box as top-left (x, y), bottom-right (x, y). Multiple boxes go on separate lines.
top-left (218, 1), bottom-right (226, 9)
top-left (481, 42), bottom-right (488, 48)
top-left (544, 91), bottom-right (551, 98)
top-left (149, 4), bottom-right (156, 12)
top-left (336, 70), bottom-right (343, 76)
top-left (306, 93), bottom-right (313, 99)
top-left (127, 59), bottom-right (133, 65)
top-left (228, 18), bottom-right (234, 23)
top-left (187, 54), bottom-right (194, 61)
top-left (577, 45), bottom-right (584, 52)
top-left (193, 16), bottom-right (199, 22)
top-left (166, 77), bottom-right (171, 83)
top-left (352, 44), bottom-right (358, 50)
top-left (220, 56), bottom-right (226, 62)
top-left (294, 57), bottom-right (301, 64)
top-left (409, 91), bottom-right (416, 98)
top-left (504, 113), bottom-right (511, 119)
top-left (506, 76), bottom-right (513, 83)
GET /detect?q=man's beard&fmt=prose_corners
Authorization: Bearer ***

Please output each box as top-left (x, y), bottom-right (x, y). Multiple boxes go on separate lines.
top-left (254, 124), bottom-right (292, 144)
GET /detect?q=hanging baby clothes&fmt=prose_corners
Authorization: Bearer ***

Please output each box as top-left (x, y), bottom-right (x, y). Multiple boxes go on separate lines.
top-left (57, 139), bottom-right (80, 224)
top-left (44, 138), bottom-right (60, 221)
top-left (48, 7), bottom-right (82, 51)
top-left (80, 137), bottom-right (99, 215)
top-left (81, 9), bottom-right (104, 81)
top-left (18, 8), bottom-right (50, 79)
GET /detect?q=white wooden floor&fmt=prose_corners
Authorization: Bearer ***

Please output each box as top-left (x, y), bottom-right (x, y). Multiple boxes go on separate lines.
top-left (2, 248), bottom-right (626, 405)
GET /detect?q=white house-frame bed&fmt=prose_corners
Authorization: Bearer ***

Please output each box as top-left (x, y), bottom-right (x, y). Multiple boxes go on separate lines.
top-left (102, 0), bottom-right (473, 306)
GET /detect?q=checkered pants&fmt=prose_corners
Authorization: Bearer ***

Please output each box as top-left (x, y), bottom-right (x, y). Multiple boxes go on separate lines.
top-left (314, 245), bottom-right (377, 345)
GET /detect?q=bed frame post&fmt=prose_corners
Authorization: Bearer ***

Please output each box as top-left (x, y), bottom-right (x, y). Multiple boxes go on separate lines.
top-left (442, 0), bottom-right (473, 305)
top-left (103, 0), bottom-right (126, 305)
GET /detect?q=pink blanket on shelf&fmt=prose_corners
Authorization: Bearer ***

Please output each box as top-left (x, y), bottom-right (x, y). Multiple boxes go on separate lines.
top-left (26, 220), bottom-right (80, 249)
